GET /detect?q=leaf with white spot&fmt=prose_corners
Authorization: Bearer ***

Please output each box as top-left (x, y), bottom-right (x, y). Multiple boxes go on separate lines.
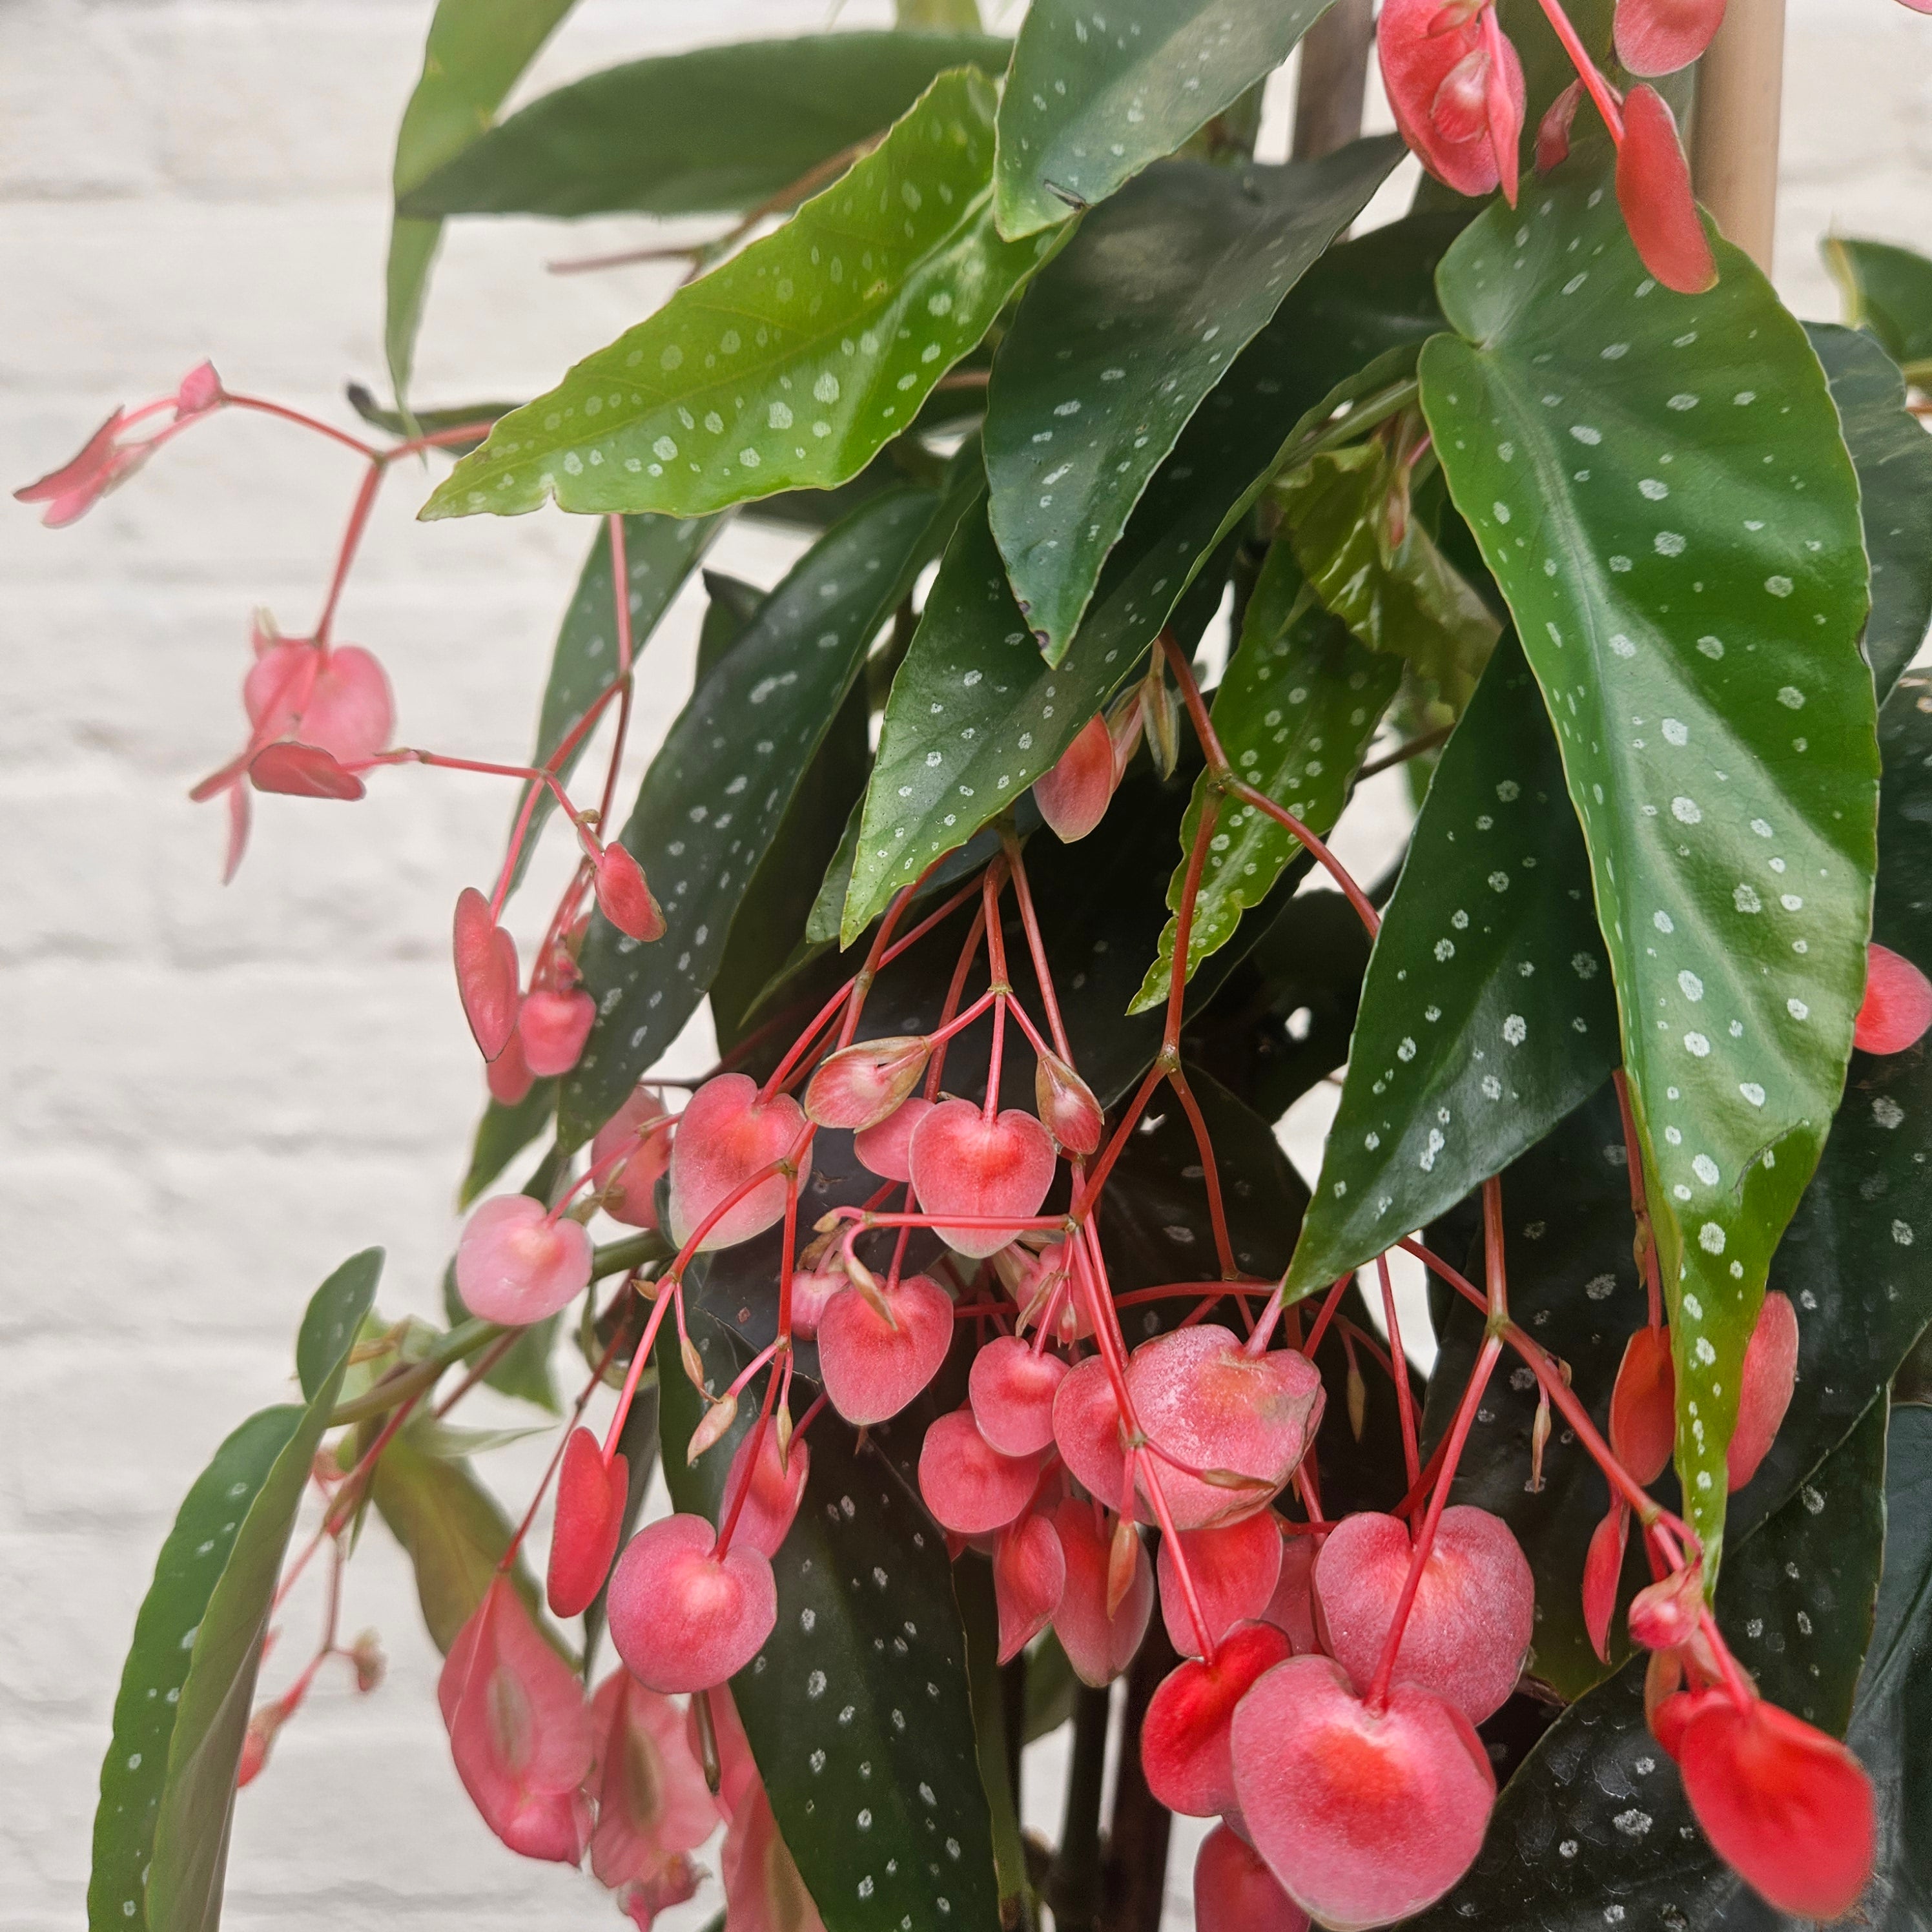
top-left (1809, 322), bottom-right (1932, 700)
top-left (1407, 1395), bottom-right (1889, 1929)
top-left (1288, 634), bottom-right (1617, 1299)
top-left (1825, 235), bottom-right (1932, 387)
top-left (660, 1321), bottom-right (998, 1932)
top-left (560, 486), bottom-right (960, 1146)
top-left (422, 70), bottom-right (1047, 522)
top-left (1421, 166), bottom-right (1878, 1568)
top-left (1129, 544), bottom-right (1399, 1013)
top-left (506, 511), bottom-right (723, 896)
top-left (90, 1253), bottom-right (381, 1932)
top-left (398, 32), bottom-right (1009, 220)
top-left (991, 0), bottom-right (1341, 240)
top-left (985, 140), bottom-right (1402, 660)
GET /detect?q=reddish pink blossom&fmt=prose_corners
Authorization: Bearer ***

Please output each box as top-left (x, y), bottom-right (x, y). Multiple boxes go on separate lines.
top-left (1034, 714), bottom-right (1119, 843)
top-left (722, 1780), bottom-right (827, 1932)
top-left (1616, 85), bottom-right (1717, 294)
top-left (1157, 1512), bottom-right (1284, 1660)
top-left (455, 1195), bottom-right (593, 1324)
top-left (1379, 0), bottom-right (1526, 203)
top-left (595, 844), bottom-right (666, 942)
top-left (1142, 1619), bottom-right (1295, 1816)
top-left (1051, 1497), bottom-right (1153, 1686)
top-left (248, 742), bottom-right (366, 800)
top-left (1536, 78), bottom-right (1584, 172)
top-left (1609, 1326), bottom-right (1676, 1485)
top-left (720, 1421), bottom-right (811, 1559)
top-left (437, 1576), bottom-right (594, 1864)
top-left (548, 1427), bottom-right (630, 1618)
top-left (14, 409), bottom-right (149, 527)
top-left (607, 1512), bottom-right (777, 1693)
top-left (816, 1270), bottom-right (954, 1426)
top-left (1034, 1051), bottom-right (1103, 1156)
top-left (969, 1334), bottom-right (1068, 1458)
top-left (665, 1073), bottom-right (810, 1251)
top-left (994, 1511), bottom-right (1066, 1662)
top-left (519, 986), bottom-right (596, 1077)
top-left (1195, 1821), bottom-right (1310, 1932)
top-left (592, 1086), bottom-right (675, 1229)
top-left (243, 633), bottom-right (393, 766)
top-left (1856, 941), bottom-right (1932, 1054)
top-left (587, 1669), bottom-right (717, 1889)
top-left (1614, 0), bottom-right (1726, 77)
top-left (918, 1408), bottom-right (1044, 1537)
top-left (907, 1099), bottom-right (1058, 1259)
top-left (453, 887), bottom-right (522, 1063)
top-left (804, 1035), bottom-right (932, 1132)
top-left (1727, 1291), bottom-right (1798, 1492)
top-left (1583, 1499), bottom-right (1630, 1664)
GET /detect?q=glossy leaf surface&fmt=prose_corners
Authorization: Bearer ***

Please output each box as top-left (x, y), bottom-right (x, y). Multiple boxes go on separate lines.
top-left (1808, 322), bottom-right (1932, 699)
top-left (1825, 234), bottom-right (1932, 384)
top-left (1130, 547), bottom-right (1399, 1011)
top-left (400, 32), bottom-right (1007, 219)
top-left (1408, 1395), bottom-right (1889, 1930)
top-left (992, 0), bottom-right (1339, 239)
top-left (661, 1326), bottom-right (998, 1932)
top-left (845, 215), bottom-right (1462, 942)
top-left (506, 512), bottom-right (721, 895)
top-left (90, 1253), bottom-right (380, 1932)
top-left (1290, 635), bottom-right (1616, 1299)
top-left (562, 486), bottom-right (952, 1145)
top-left (384, 0), bottom-right (577, 403)
top-left (424, 70), bottom-right (1047, 522)
top-left (985, 141), bottom-right (1401, 659)
top-left (1423, 168), bottom-right (1878, 1565)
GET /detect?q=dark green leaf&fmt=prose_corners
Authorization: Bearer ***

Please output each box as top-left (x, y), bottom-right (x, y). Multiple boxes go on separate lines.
top-left (457, 1078), bottom-right (559, 1209)
top-left (400, 32), bottom-right (1007, 220)
top-left (696, 569), bottom-right (766, 678)
top-left (1422, 166), bottom-right (1878, 1566)
top-left (90, 1254), bottom-right (380, 1932)
top-left (844, 212), bottom-right (1461, 941)
top-left (505, 511), bottom-right (721, 896)
top-left (985, 141), bottom-right (1401, 659)
top-left (1825, 235), bottom-right (1932, 386)
top-left (1808, 322), bottom-right (1932, 699)
top-left (1289, 634), bottom-right (1616, 1299)
top-left (561, 486), bottom-right (956, 1145)
top-left (422, 70), bottom-right (1050, 522)
top-left (384, 0), bottom-right (577, 404)
top-left (1130, 545), bottom-right (1400, 1011)
top-left (345, 383), bottom-right (518, 455)
top-left (992, 0), bottom-right (1339, 240)
top-left (660, 1324), bottom-right (999, 1932)
top-left (581, 1377), bottom-right (659, 1681)
top-left (954, 1560), bottom-right (1033, 1928)
top-left (369, 1424), bottom-right (555, 1656)
top-left (1408, 1395), bottom-right (1890, 1931)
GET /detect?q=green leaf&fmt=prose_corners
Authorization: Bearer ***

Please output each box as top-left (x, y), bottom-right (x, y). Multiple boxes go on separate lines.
top-left (1129, 546), bottom-right (1400, 1012)
top-left (843, 213), bottom-right (1463, 942)
top-left (1288, 633), bottom-right (1616, 1299)
top-left (560, 486), bottom-right (956, 1145)
top-left (1421, 166), bottom-right (1879, 1568)
top-left (384, 0), bottom-right (577, 406)
top-left (992, 0), bottom-right (1339, 240)
top-left (369, 1424), bottom-right (554, 1655)
top-left (457, 1078), bottom-right (559, 1209)
top-left (1408, 1394), bottom-right (1891, 1931)
top-left (660, 1324), bottom-right (999, 1932)
top-left (985, 141), bottom-right (1402, 659)
top-left (422, 70), bottom-right (1049, 523)
top-left (1809, 322), bottom-right (1932, 699)
top-left (1278, 437), bottom-right (1501, 712)
top-left (505, 511), bottom-right (722, 896)
top-left (1825, 234), bottom-right (1932, 386)
top-left (345, 383), bottom-right (518, 455)
top-left (90, 1253), bottom-right (380, 1932)
top-left (399, 32), bottom-right (1007, 220)
top-left (901, 0), bottom-right (983, 26)
top-left (953, 1561), bottom-right (1033, 1929)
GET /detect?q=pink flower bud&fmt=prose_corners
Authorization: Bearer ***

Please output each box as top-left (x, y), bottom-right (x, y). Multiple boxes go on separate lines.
top-left (174, 361), bottom-right (223, 418)
top-left (587, 1669), bottom-right (716, 1888)
top-left (1628, 1561), bottom-right (1704, 1651)
top-left (247, 741), bottom-right (366, 800)
top-left (803, 1035), bottom-right (932, 1131)
top-left (14, 407), bottom-right (147, 527)
top-left (350, 1629), bottom-right (386, 1694)
top-left (595, 844), bottom-right (666, 942)
top-left (1536, 77), bottom-right (1583, 172)
top-left (1034, 1051), bottom-right (1102, 1155)
top-left (1035, 713), bottom-right (1120, 843)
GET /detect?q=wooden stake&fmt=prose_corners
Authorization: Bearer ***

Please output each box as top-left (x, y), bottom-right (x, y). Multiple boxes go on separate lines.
top-left (1293, 0), bottom-right (1376, 161)
top-left (1689, 0), bottom-right (1787, 275)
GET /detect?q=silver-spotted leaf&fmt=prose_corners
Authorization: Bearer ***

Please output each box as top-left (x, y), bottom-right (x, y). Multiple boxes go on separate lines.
top-left (423, 69), bottom-right (1048, 522)
top-left (1421, 168), bottom-right (1878, 1567)
top-left (985, 140), bottom-right (1401, 661)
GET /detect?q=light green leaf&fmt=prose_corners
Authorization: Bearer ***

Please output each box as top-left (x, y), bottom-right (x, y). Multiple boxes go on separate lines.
top-left (1129, 544), bottom-right (1399, 1011)
top-left (985, 141), bottom-right (1402, 659)
top-left (1825, 234), bottom-right (1932, 386)
top-left (505, 511), bottom-right (722, 896)
top-left (384, 0), bottom-right (578, 406)
top-left (992, 0), bottom-right (1339, 240)
top-left (561, 486), bottom-right (961, 1144)
top-left (1278, 435), bottom-right (1501, 713)
top-left (1288, 635), bottom-right (1616, 1299)
top-left (901, 0), bottom-right (983, 26)
top-left (1421, 168), bottom-right (1878, 1568)
top-left (90, 1253), bottom-right (380, 1932)
top-left (399, 32), bottom-right (1007, 221)
top-left (422, 69), bottom-right (1049, 523)
top-left (1808, 322), bottom-right (1932, 699)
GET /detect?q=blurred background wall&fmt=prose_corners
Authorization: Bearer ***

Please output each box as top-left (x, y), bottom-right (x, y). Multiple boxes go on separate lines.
top-left (1, 2), bottom-right (1926, 1926)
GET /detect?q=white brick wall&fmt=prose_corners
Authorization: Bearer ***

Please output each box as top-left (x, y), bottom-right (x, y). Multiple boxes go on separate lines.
top-left (2, 5), bottom-right (1925, 1929)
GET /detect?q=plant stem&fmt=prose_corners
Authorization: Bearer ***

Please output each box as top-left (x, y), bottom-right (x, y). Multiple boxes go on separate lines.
top-left (1102, 1618), bottom-right (1177, 1932)
top-left (1046, 1684), bottom-right (1113, 1931)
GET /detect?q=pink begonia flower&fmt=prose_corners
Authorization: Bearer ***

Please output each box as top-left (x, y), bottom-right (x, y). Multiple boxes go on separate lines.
top-left (587, 1669), bottom-right (718, 1888)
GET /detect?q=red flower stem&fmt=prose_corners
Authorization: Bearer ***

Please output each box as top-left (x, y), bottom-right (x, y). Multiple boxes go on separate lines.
top-left (981, 865), bottom-right (1011, 1119)
top-left (1114, 1280), bottom-right (1270, 1311)
top-left (1366, 1332), bottom-right (1503, 1711)
top-left (1133, 1445), bottom-right (1219, 1663)
top-left (1165, 1064), bottom-right (1237, 1280)
top-left (1337, 1315), bottom-right (1397, 1384)
top-left (1377, 1253), bottom-right (1422, 1490)
top-left (222, 391), bottom-right (382, 460)
top-left (1482, 1177), bottom-right (1509, 1322)
top-left (1302, 1275), bottom-right (1351, 1358)
top-left (1245, 1284), bottom-right (1285, 1353)
top-left (922, 907), bottom-right (989, 1100)
top-left (1395, 1236), bottom-right (1488, 1315)
top-left (312, 460), bottom-right (387, 650)
top-left (848, 1210), bottom-right (1071, 1233)
top-left (1534, 0), bottom-right (1625, 139)
top-left (1229, 781), bottom-right (1381, 938)
top-left (776, 1169), bottom-right (802, 1359)
top-left (1161, 793), bottom-right (1221, 1052)
top-left (1612, 1068), bottom-right (1665, 1328)
top-left (1075, 1062), bottom-right (1164, 1208)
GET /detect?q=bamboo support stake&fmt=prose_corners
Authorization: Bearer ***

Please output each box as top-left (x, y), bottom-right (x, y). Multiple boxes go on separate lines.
top-left (1689, 0), bottom-right (1787, 275)
top-left (1293, 0), bottom-right (1376, 161)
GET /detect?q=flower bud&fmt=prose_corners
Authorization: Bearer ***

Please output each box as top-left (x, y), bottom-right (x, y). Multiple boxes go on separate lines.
top-left (1034, 1052), bottom-right (1103, 1156)
top-left (803, 1035), bottom-right (931, 1131)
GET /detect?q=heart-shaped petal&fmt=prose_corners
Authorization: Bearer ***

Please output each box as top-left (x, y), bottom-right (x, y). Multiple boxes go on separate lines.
top-left (1194, 1822), bottom-right (1310, 1932)
top-left (1034, 712), bottom-right (1118, 843)
top-left (248, 741), bottom-right (366, 799)
top-left (1051, 1498), bottom-right (1153, 1688)
top-left (520, 987), bottom-right (596, 1078)
top-left (1727, 1290), bottom-right (1798, 1491)
top-left (1616, 85), bottom-right (1717, 295)
top-left (970, 1335), bottom-right (1069, 1458)
top-left (1610, 1325), bottom-right (1676, 1485)
top-left (1140, 1619), bottom-right (1294, 1817)
top-left (816, 1270), bottom-right (953, 1425)
top-left (453, 887), bottom-right (520, 1062)
top-left (666, 1073), bottom-right (810, 1253)
top-left (245, 641), bottom-right (393, 765)
top-left (1614, 0), bottom-right (1725, 77)
top-left (1157, 1512), bottom-right (1285, 1660)
top-left (608, 1513), bottom-right (777, 1694)
top-left (853, 1094), bottom-right (933, 1182)
top-left (455, 1195), bottom-right (592, 1324)
top-left (1378, 0), bottom-right (1525, 200)
top-left (1262, 1532), bottom-right (1319, 1654)
top-left (1052, 1355), bottom-right (1135, 1516)
top-left (548, 1427), bottom-right (630, 1618)
top-left (1312, 1505), bottom-right (1534, 1723)
top-left (591, 1086), bottom-right (674, 1230)
top-left (594, 843), bottom-right (666, 942)
top-left (721, 1423), bottom-right (810, 1560)
top-left (994, 1512), bottom-right (1066, 1663)
top-left (909, 1099), bottom-right (1059, 1259)
top-left (1856, 941), bottom-right (1932, 1053)
top-left (587, 1669), bottom-right (717, 1887)
top-left (918, 1408), bottom-right (1043, 1536)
